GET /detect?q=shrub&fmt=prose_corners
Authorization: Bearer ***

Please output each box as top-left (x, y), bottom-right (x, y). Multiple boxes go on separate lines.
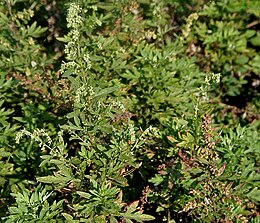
top-left (0, 1), bottom-right (259, 223)
top-left (184, 0), bottom-right (260, 124)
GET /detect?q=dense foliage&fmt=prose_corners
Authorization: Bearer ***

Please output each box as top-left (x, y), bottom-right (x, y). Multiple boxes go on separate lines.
top-left (0, 0), bottom-right (259, 222)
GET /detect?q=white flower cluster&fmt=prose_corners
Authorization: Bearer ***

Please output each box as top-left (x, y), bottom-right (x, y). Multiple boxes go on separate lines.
top-left (109, 100), bottom-right (126, 112)
top-left (212, 72), bottom-right (221, 84)
top-left (142, 126), bottom-right (160, 139)
top-left (57, 130), bottom-right (64, 143)
top-left (83, 53), bottom-right (92, 70)
top-left (15, 128), bottom-right (52, 147)
top-left (75, 84), bottom-right (95, 109)
top-left (61, 3), bottom-right (93, 75)
top-left (145, 30), bottom-right (157, 41)
top-left (151, 0), bottom-right (162, 18)
top-left (67, 3), bottom-right (83, 29)
top-left (95, 19), bottom-right (102, 27)
top-left (194, 104), bottom-right (199, 119)
top-left (89, 5), bottom-right (97, 11)
top-left (199, 72), bottom-right (221, 98)
top-left (182, 13), bottom-right (199, 40)
top-left (128, 123), bottom-right (136, 143)
top-left (60, 4), bottom-right (83, 75)
top-left (205, 72), bottom-right (221, 85)
top-left (60, 61), bottom-right (80, 74)
top-left (64, 30), bottom-right (80, 61)
top-left (97, 43), bottom-right (102, 50)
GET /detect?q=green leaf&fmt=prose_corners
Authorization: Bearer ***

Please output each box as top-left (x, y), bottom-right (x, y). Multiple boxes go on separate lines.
top-left (246, 188), bottom-right (260, 203)
top-left (94, 86), bottom-right (119, 98)
top-left (135, 214), bottom-right (155, 221)
top-left (236, 55), bottom-right (249, 65)
top-left (110, 216), bottom-right (118, 223)
top-left (76, 191), bottom-right (91, 199)
top-left (243, 30), bottom-right (256, 38)
top-left (127, 200), bottom-right (139, 214)
top-left (27, 22), bottom-right (48, 38)
top-left (148, 174), bottom-right (164, 186)
top-left (123, 213), bottom-right (155, 221)
top-left (74, 116), bottom-right (81, 127)
top-left (39, 201), bottom-right (49, 219)
top-left (0, 148), bottom-right (11, 157)
top-left (251, 216), bottom-right (260, 223)
top-left (37, 175), bottom-right (71, 184)
top-left (56, 37), bottom-right (71, 43)
top-left (49, 159), bottom-right (65, 166)
top-left (250, 34), bottom-right (260, 46)
top-left (62, 213), bottom-right (73, 221)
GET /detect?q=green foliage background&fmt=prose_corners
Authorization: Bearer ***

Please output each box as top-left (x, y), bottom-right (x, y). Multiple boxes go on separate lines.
top-left (0, 0), bottom-right (259, 222)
